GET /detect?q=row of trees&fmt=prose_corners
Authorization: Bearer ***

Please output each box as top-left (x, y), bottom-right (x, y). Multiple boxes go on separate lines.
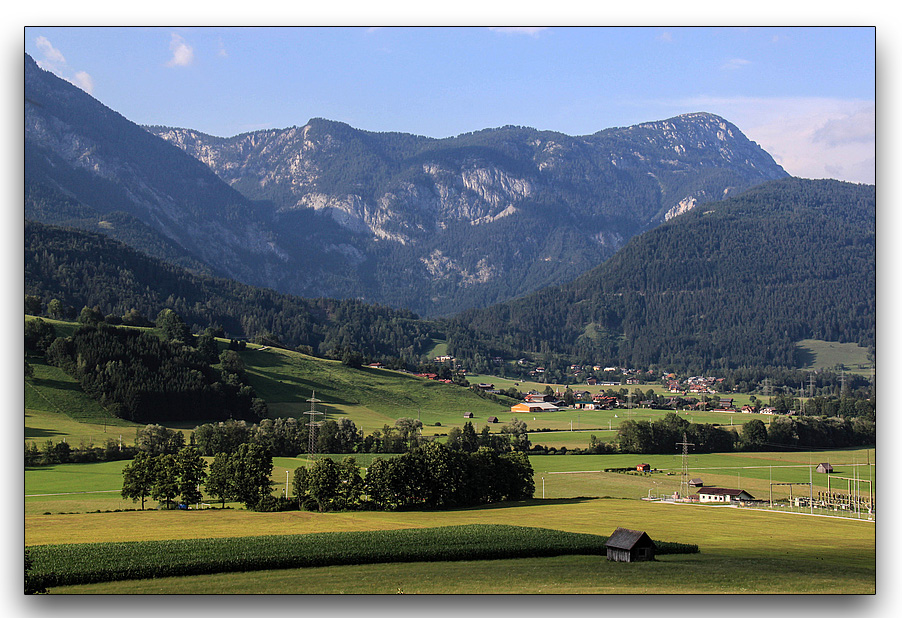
top-left (295, 442), bottom-right (534, 512)
top-left (611, 412), bottom-right (876, 455)
top-left (190, 417), bottom-right (531, 458)
top-left (121, 441), bottom-right (534, 513)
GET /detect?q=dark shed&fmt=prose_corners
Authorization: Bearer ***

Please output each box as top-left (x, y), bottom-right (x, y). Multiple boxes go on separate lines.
top-left (487, 416), bottom-right (499, 423)
top-left (605, 527), bottom-right (656, 562)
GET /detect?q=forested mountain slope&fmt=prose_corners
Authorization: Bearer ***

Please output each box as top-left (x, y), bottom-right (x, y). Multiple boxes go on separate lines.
top-left (24, 54), bottom-right (280, 286)
top-left (24, 221), bottom-right (435, 365)
top-left (446, 178), bottom-right (876, 372)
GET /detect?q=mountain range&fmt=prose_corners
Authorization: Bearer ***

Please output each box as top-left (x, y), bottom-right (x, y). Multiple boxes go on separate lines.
top-left (25, 53), bottom-right (789, 317)
top-left (23, 52), bottom-right (875, 372)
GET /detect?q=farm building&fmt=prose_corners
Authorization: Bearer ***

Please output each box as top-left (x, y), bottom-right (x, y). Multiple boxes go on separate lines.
top-left (816, 463), bottom-right (834, 474)
top-left (510, 402), bottom-right (560, 414)
top-left (689, 478), bottom-right (704, 487)
top-left (696, 488), bottom-right (756, 503)
top-left (605, 528), bottom-right (656, 562)
top-left (487, 416), bottom-right (499, 424)
top-left (463, 412), bottom-right (474, 418)
top-left (636, 463), bottom-right (651, 472)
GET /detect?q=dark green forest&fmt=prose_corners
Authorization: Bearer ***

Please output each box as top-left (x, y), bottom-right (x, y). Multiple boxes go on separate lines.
top-left (25, 220), bottom-right (435, 366)
top-left (25, 177), bottom-right (875, 377)
top-left (447, 178), bottom-right (875, 374)
top-left (39, 323), bottom-right (265, 423)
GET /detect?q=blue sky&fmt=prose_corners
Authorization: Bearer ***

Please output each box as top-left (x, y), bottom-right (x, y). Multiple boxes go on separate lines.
top-left (24, 25), bottom-right (875, 184)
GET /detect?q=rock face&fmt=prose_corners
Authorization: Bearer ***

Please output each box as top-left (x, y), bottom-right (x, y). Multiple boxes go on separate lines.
top-left (25, 53), bottom-right (789, 317)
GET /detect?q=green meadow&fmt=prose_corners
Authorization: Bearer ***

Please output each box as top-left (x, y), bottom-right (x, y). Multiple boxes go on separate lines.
top-left (24, 321), bottom-right (875, 594)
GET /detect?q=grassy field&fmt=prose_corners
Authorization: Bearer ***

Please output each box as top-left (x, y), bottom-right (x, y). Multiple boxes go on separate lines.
top-left (30, 496), bottom-right (874, 594)
top-left (23, 321), bottom-right (876, 594)
top-left (26, 317), bottom-right (787, 453)
top-left (26, 448), bottom-right (876, 518)
top-left (796, 339), bottom-right (873, 375)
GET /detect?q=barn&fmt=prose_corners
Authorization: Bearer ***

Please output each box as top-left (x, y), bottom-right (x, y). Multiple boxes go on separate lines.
top-left (816, 463), bottom-right (834, 474)
top-left (605, 527), bottom-right (656, 562)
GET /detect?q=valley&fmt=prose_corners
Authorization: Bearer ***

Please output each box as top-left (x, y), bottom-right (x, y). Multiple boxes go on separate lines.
top-left (22, 41), bottom-right (876, 596)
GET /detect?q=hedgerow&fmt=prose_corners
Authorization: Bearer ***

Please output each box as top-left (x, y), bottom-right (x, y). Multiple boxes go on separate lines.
top-left (28, 524), bottom-right (698, 588)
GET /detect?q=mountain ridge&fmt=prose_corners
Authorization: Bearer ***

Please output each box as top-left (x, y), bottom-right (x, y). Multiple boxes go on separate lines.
top-left (26, 51), bottom-right (789, 317)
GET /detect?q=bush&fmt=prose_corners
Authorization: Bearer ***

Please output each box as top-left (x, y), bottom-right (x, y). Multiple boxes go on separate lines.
top-left (252, 496), bottom-right (297, 512)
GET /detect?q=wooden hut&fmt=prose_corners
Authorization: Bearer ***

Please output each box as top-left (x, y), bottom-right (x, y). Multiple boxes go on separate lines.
top-left (487, 416), bottom-right (499, 423)
top-left (636, 463), bottom-right (651, 472)
top-left (689, 478), bottom-right (704, 487)
top-left (816, 463), bottom-right (834, 474)
top-left (463, 412), bottom-right (474, 418)
top-left (605, 528), bottom-right (656, 562)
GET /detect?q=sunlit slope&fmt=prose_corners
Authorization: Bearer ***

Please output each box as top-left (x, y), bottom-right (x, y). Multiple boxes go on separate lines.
top-left (242, 345), bottom-right (513, 433)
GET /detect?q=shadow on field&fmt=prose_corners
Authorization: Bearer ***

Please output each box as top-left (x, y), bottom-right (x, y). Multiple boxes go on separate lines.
top-left (31, 377), bottom-right (83, 392)
top-left (449, 497), bottom-right (599, 512)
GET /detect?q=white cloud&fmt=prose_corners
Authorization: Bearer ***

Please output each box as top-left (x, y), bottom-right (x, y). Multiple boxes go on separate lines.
top-left (33, 36), bottom-right (95, 95)
top-left (34, 36), bottom-right (66, 72)
top-left (668, 96), bottom-right (875, 184)
top-left (488, 27), bottom-right (548, 37)
top-left (657, 31), bottom-right (673, 43)
top-left (721, 58), bottom-right (752, 71)
top-left (72, 71), bottom-right (95, 95)
top-left (166, 33), bottom-right (194, 67)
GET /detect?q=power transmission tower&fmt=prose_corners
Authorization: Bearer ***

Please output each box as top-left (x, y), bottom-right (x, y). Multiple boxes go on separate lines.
top-left (305, 391), bottom-right (324, 469)
top-left (676, 432), bottom-right (694, 500)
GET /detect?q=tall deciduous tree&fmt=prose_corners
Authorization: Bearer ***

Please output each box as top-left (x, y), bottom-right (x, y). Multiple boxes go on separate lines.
top-left (230, 443), bottom-right (274, 509)
top-left (205, 452), bottom-right (236, 508)
top-left (151, 453), bottom-right (179, 508)
top-left (176, 446), bottom-right (207, 505)
top-left (121, 451), bottom-right (156, 510)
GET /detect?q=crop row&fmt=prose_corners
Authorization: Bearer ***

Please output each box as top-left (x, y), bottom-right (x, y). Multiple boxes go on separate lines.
top-left (28, 524), bottom-right (698, 588)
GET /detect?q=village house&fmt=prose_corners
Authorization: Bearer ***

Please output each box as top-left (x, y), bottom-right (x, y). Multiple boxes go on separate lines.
top-left (696, 487), bottom-right (756, 504)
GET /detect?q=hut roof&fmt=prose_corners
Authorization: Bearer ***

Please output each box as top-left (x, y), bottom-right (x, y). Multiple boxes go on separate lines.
top-left (605, 527), bottom-right (655, 551)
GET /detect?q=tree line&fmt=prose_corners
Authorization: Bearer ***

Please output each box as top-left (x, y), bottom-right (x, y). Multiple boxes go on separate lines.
top-left (119, 439), bottom-right (534, 513)
top-left (295, 442), bottom-right (534, 512)
top-left (609, 412), bottom-right (875, 455)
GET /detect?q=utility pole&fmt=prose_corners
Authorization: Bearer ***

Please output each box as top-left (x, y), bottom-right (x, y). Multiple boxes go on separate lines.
top-left (676, 433), bottom-right (694, 500)
top-left (305, 391), bottom-right (324, 469)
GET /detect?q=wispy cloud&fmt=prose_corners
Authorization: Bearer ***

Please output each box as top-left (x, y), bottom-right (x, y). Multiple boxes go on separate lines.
top-left (166, 32), bottom-right (194, 67)
top-left (488, 27), bottom-right (548, 37)
top-left (721, 58), bottom-right (752, 71)
top-left (657, 31), bottom-right (673, 43)
top-left (33, 36), bottom-right (94, 94)
top-left (664, 95), bottom-right (875, 184)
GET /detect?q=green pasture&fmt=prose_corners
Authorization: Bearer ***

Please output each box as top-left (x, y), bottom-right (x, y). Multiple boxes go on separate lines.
top-left (796, 339), bottom-right (873, 375)
top-left (31, 496), bottom-right (875, 594)
top-left (25, 448), bottom-right (875, 519)
top-left (243, 346), bottom-right (515, 433)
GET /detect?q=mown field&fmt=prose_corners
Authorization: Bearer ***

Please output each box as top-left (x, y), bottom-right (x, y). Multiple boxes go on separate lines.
top-left (24, 321), bottom-right (876, 594)
top-left (27, 492), bottom-right (874, 594)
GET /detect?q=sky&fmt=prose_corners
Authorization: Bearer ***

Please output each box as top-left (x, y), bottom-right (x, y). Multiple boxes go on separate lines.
top-left (23, 25), bottom-right (875, 184)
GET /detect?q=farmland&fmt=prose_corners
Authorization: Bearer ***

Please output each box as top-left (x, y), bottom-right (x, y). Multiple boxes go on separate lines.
top-left (24, 322), bottom-right (875, 594)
